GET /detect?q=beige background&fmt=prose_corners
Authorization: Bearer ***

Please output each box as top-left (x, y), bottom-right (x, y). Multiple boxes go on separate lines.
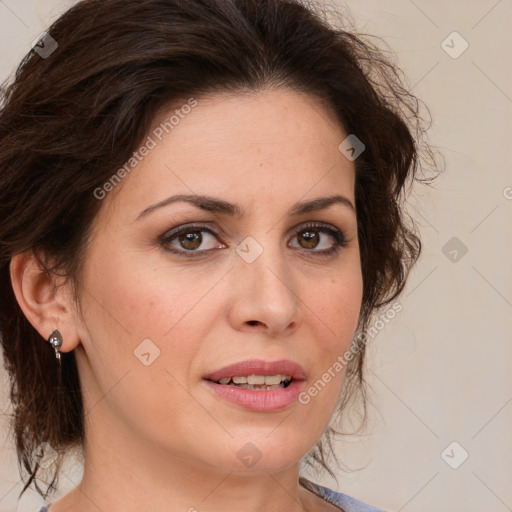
top-left (1, 1), bottom-right (511, 511)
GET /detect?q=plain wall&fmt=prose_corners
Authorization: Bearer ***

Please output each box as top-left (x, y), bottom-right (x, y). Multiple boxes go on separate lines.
top-left (1, 1), bottom-right (511, 511)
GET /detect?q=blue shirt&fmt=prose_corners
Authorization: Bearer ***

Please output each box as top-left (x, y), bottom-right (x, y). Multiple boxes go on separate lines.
top-left (299, 476), bottom-right (388, 511)
top-left (36, 477), bottom-right (387, 512)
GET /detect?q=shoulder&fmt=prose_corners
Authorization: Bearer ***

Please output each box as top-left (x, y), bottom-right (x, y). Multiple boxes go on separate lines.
top-left (299, 477), bottom-right (389, 512)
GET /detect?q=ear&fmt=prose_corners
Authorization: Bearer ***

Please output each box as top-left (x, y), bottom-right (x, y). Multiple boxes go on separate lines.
top-left (9, 250), bottom-right (81, 353)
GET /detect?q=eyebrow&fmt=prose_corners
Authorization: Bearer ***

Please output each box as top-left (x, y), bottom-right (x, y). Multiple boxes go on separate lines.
top-left (135, 193), bottom-right (356, 221)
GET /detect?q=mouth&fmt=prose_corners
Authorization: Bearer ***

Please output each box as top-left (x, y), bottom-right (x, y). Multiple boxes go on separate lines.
top-left (208, 374), bottom-right (294, 390)
top-left (202, 359), bottom-right (306, 412)
top-left (203, 358), bottom-right (306, 384)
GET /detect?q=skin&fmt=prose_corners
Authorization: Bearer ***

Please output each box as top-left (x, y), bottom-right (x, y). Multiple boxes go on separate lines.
top-left (11, 87), bottom-right (363, 512)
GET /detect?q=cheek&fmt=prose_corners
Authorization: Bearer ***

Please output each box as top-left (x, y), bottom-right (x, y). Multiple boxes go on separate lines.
top-left (76, 251), bottom-right (212, 442)
top-left (302, 266), bottom-right (363, 400)
top-left (311, 269), bottom-right (363, 346)
top-left (79, 249), bottom-right (228, 392)
top-left (75, 248), bottom-right (171, 378)
top-left (82, 249), bottom-right (190, 340)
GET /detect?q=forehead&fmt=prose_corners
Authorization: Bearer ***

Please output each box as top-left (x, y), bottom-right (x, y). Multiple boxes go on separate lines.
top-left (102, 87), bottom-right (355, 221)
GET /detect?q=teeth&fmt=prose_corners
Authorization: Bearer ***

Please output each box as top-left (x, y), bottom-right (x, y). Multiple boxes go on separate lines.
top-left (234, 383), bottom-right (284, 391)
top-left (227, 374), bottom-right (291, 385)
top-left (262, 374), bottom-right (286, 385)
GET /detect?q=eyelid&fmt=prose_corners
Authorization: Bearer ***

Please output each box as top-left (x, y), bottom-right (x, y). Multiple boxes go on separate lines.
top-left (159, 220), bottom-right (348, 257)
top-left (159, 221), bottom-right (224, 243)
top-left (289, 221), bottom-right (348, 251)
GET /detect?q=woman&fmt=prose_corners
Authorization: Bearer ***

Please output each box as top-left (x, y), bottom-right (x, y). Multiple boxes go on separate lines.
top-left (0, 0), bottom-right (437, 510)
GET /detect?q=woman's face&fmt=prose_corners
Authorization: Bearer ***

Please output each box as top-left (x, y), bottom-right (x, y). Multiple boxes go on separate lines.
top-left (72, 88), bottom-right (363, 474)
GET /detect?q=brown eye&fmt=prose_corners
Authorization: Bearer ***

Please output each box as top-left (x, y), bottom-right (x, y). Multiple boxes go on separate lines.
top-left (160, 223), bottom-right (226, 257)
top-left (297, 230), bottom-right (320, 249)
top-left (179, 231), bottom-right (202, 250)
top-left (289, 222), bottom-right (348, 257)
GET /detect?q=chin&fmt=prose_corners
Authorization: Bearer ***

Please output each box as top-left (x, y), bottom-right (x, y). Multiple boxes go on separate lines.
top-left (204, 435), bottom-right (313, 474)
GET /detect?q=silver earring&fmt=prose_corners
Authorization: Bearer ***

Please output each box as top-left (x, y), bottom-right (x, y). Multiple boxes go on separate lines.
top-left (48, 329), bottom-right (63, 366)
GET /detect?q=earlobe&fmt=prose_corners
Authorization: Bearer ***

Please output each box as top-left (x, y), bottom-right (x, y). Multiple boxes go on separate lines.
top-left (9, 250), bottom-right (81, 353)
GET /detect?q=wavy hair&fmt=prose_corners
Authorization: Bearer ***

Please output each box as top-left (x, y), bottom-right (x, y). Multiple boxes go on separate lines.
top-left (0, 0), bottom-right (439, 499)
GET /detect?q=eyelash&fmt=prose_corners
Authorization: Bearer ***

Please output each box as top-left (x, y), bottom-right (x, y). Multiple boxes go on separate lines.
top-left (159, 221), bottom-right (348, 259)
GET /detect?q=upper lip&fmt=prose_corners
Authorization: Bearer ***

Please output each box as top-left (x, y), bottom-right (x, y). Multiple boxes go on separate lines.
top-left (203, 359), bottom-right (306, 382)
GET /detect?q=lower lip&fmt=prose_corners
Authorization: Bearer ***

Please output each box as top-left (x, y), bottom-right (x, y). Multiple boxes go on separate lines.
top-left (202, 379), bottom-right (306, 412)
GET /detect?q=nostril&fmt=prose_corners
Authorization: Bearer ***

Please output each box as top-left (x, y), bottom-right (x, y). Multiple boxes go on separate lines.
top-left (247, 320), bottom-right (259, 326)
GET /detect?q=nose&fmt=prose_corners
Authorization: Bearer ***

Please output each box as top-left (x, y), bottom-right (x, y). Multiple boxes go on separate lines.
top-left (226, 239), bottom-right (301, 337)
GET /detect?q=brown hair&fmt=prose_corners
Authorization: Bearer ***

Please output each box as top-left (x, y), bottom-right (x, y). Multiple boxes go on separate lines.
top-left (0, 0), bottom-right (438, 499)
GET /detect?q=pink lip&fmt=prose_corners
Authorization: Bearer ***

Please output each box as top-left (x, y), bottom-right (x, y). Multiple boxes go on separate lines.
top-left (203, 359), bottom-right (306, 382)
top-left (202, 379), bottom-right (306, 412)
top-left (202, 359), bottom-right (306, 412)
